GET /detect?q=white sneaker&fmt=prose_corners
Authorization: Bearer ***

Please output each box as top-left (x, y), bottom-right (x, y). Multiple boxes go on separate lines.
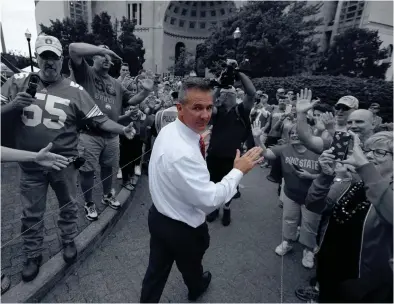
top-left (117, 169), bottom-right (122, 179)
top-left (134, 165), bottom-right (141, 176)
top-left (84, 202), bottom-right (98, 221)
top-left (302, 249), bottom-right (315, 269)
top-left (102, 191), bottom-right (121, 210)
top-left (275, 241), bottom-right (293, 256)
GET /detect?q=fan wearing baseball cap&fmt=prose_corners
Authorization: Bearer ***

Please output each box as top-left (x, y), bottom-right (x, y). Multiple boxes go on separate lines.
top-left (296, 89), bottom-right (359, 154)
top-left (1, 34), bottom-right (138, 282)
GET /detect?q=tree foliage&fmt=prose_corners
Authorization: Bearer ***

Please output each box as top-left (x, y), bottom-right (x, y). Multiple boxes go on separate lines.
top-left (39, 12), bottom-right (145, 77)
top-left (200, 1), bottom-right (323, 77)
top-left (316, 28), bottom-right (391, 79)
top-left (169, 47), bottom-right (196, 77)
top-left (1, 51), bottom-right (38, 70)
top-left (118, 17), bottom-right (145, 76)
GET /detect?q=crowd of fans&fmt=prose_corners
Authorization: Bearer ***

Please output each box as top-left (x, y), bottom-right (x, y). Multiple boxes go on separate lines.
top-left (1, 34), bottom-right (393, 303)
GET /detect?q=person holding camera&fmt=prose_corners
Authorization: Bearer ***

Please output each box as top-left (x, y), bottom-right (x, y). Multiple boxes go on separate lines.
top-left (1, 35), bottom-right (136, 282)
top-left (205, 59), bottom-right (256, 226)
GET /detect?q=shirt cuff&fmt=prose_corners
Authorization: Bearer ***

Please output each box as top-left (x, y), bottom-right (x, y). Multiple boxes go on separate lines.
top-left (226, 168), bottom-right (244, 183)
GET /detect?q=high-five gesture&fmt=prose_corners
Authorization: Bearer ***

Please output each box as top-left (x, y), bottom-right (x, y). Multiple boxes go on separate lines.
top-left (233, 147), bottom-right (264, 174)
top-left (35, 143), bottom-right (70, 170)
top-left (296, 88), bottom-right (318, 113)
top-left (252, 119), bottom-right (263, 138)
top-left (123, 122), bottom-right (137, 140)
top-left (139, 79), bottom-right (154, 92)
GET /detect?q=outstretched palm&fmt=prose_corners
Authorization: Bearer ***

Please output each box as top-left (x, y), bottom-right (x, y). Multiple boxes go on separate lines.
top-left (296, 88), bottom-right (318, 113)
top-left (252, 120), bottom-right (263, 137)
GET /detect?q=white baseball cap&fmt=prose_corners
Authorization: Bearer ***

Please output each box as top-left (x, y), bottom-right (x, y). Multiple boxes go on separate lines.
top-left (35, 35), bottom-right (62, 57)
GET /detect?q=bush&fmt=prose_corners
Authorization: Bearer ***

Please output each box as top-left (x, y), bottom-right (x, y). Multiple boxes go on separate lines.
top-left (251, 76), bottom-right (393, 122)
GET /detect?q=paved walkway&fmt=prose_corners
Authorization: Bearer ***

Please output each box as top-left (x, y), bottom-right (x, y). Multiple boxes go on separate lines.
top-left (1, 163), bottom-right (121, 288)
top-left (42, 167), bottom-right (312, 303)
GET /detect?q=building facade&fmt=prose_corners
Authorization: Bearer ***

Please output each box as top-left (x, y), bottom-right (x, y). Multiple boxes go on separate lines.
top-left (35, 1), bottom-right (392, 79)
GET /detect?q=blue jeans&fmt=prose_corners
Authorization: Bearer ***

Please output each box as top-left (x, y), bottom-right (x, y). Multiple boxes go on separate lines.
top-left (20, 165), bottom-right (79, 258)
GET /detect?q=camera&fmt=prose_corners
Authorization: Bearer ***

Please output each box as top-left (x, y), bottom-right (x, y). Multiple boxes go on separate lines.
top-left (210, 59), bottom-right (239, 89)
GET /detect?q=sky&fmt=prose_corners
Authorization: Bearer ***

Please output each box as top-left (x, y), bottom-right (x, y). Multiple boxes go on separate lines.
top-left (1, 0), bottom-right (38, 55)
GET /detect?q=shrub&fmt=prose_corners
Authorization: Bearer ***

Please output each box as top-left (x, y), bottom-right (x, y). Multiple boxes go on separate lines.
top-left (251, 75), bottom-right (393, 122)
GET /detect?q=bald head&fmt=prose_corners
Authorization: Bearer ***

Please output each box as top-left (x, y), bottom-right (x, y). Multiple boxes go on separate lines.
top-left (347, 109), bottom-right (375, 142)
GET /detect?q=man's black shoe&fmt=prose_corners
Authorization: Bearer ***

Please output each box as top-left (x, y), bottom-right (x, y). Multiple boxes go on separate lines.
top-left (222, 208), bottom-right (231, 226)
top-left (63, 241), bottom-right (77, 264)
top-left (188, 271), bottom-right (212, 301)
top-left (266, 175), bottom-right (280, 183)
top-left (22, 255), bottom-right (42, 282)
top-left (206, 209), bottom-right (219, 222)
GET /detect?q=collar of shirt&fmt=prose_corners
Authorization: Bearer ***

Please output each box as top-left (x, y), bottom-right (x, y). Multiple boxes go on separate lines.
top-left (174, 118), bottom-right (201, 143)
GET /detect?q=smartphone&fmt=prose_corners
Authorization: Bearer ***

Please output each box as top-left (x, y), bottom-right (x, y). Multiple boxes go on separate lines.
top-left (26, 74), bottom-right (40, 98)
top-left (285, 104), bottom-right (292, 115)
top-left (330, 131), bottom-right (352, 161)
top-left (292, 163), bottom-right (302, 171)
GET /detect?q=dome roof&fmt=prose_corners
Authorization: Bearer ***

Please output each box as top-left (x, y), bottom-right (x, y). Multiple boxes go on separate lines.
top-left (163, 1), bottom-right (236, 38)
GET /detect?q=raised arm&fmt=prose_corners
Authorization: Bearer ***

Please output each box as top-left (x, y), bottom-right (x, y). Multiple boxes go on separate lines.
top-left (238, 72), bottom-right (256, 113)
top-left (69, 43), bottom-right (121, 65)
top-left (295, 89), bottom-right (324, 154)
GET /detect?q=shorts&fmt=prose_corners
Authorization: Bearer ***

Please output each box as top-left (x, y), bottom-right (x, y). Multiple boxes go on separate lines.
top-left (78, 133), bottom-right (119, 172)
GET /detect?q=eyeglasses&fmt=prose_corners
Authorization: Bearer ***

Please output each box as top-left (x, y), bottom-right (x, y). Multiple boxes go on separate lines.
top-left (39, 53), bottom-right (61, 61)
top-left (363, 149), bottom-right (393, 158)
top-left (334, 104), bottom-right (351, 112)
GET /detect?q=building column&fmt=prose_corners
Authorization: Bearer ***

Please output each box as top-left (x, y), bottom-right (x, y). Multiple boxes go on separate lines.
top-left (330, 0), bottom-right (344, 46)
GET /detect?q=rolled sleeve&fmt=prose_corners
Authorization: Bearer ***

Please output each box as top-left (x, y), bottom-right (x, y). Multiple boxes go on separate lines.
top-left (170, 156), bottom-right (243, 213)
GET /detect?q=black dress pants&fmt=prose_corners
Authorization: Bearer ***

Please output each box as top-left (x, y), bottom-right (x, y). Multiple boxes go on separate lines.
top-left (119, 135), bottom-right (143, 182)
top-left (140, 205), bottom-right (210, 303)
top-left (206, 155), bottom-right (235, 207)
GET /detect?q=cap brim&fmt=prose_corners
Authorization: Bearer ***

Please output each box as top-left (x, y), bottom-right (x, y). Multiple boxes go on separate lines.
top-left (36, 46), bottom-right (62, 57)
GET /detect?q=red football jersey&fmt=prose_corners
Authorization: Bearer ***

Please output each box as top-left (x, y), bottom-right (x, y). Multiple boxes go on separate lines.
top-left (1, 72), bottom-right (107, 165)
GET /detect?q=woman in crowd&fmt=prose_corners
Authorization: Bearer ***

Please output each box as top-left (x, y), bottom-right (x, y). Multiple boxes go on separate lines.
top-left (306, 131), bottom-right (393, 303)
top-left (253, 123), bottom-right (321, 268)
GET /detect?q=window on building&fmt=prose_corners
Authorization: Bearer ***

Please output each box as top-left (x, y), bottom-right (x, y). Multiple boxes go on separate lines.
top-left (182, 8), bottom-right (187, 16)
top-left (170, 18), bottom-right (176, 25)
top-left (211, 10), bottom-right (216, 16)
top-left (346, 12), bottom-right (355, 19)
top-left (191, 10), bottom-right (196, 17)
top-left (200, 11), bottom-right (206, 17)
top-left (128, 4), bottom-right (131, 19)
top-left (193, 2), bottom-right (197, 6)
top-left (190, 21), bottom-right (196, 28)
top-left (139, 3), bottom-right (142, 25)
top-left (200, 22), bottom-right (206, 29)
top-left (132, 3), bottom-right (137, 20)
top-left (168, 4), bottom-right (173, 10)
top-left (201, 1), bottom-right (206, 6)
top-left (179, 20), bottom-right (185, 27)
top-left (220, 8), bottom-right (225, 15)
top-left (174, 6), bottom-right (179, 13)
top-left (164, 15), bottom-right (168, 22)
top-left (211, 21), bottom-right (217, 26)
top-left (210, 1), bottom-right (214, 6)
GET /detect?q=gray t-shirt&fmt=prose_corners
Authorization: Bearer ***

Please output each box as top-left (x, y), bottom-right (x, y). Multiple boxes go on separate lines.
top-left (271, 144), bottom-right (320, 204)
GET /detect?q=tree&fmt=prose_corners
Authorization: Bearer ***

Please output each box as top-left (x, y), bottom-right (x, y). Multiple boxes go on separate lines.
top-left (1, 51), bottom-right (38, 70)
top-left (169, 47), bottom-right (196, 77)
top-left (118, 17), bottom-right (145, 76)
top-left (316, 28), bottom-right (390, 79)
top-left (200, 1), bottom-right (323, 77)
top-left (39, 17), bottom-right (93, 74)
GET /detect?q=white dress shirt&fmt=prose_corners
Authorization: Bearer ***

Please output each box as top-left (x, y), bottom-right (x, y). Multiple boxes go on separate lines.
top-left (149, 118), bottom-right (243, 228)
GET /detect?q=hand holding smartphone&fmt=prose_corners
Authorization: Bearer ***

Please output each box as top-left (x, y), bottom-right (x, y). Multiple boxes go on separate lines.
top-left (330, 131), bottom-right (352, 161)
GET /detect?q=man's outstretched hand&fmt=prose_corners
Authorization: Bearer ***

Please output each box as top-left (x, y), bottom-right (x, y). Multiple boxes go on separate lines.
top-left (234, 147), bottom-right (264, 174)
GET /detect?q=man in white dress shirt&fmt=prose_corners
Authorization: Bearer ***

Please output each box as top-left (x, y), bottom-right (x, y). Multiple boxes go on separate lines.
top-left (140, 78), bottom-right (263, 303)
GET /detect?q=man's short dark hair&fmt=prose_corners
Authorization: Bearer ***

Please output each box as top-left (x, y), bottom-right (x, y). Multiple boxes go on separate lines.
top-left (314, 103), bottom-right (334, 114)
top-left (121, 62), bottom-right (129, 67)
top-left (178, 77), bottom-right (212, 105)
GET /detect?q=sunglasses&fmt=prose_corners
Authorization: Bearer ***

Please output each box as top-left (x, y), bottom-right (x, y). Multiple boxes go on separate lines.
top-left (334, 104), bottom-right (351, 112)
top-left (39, 53), bottom-right (61, 61)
